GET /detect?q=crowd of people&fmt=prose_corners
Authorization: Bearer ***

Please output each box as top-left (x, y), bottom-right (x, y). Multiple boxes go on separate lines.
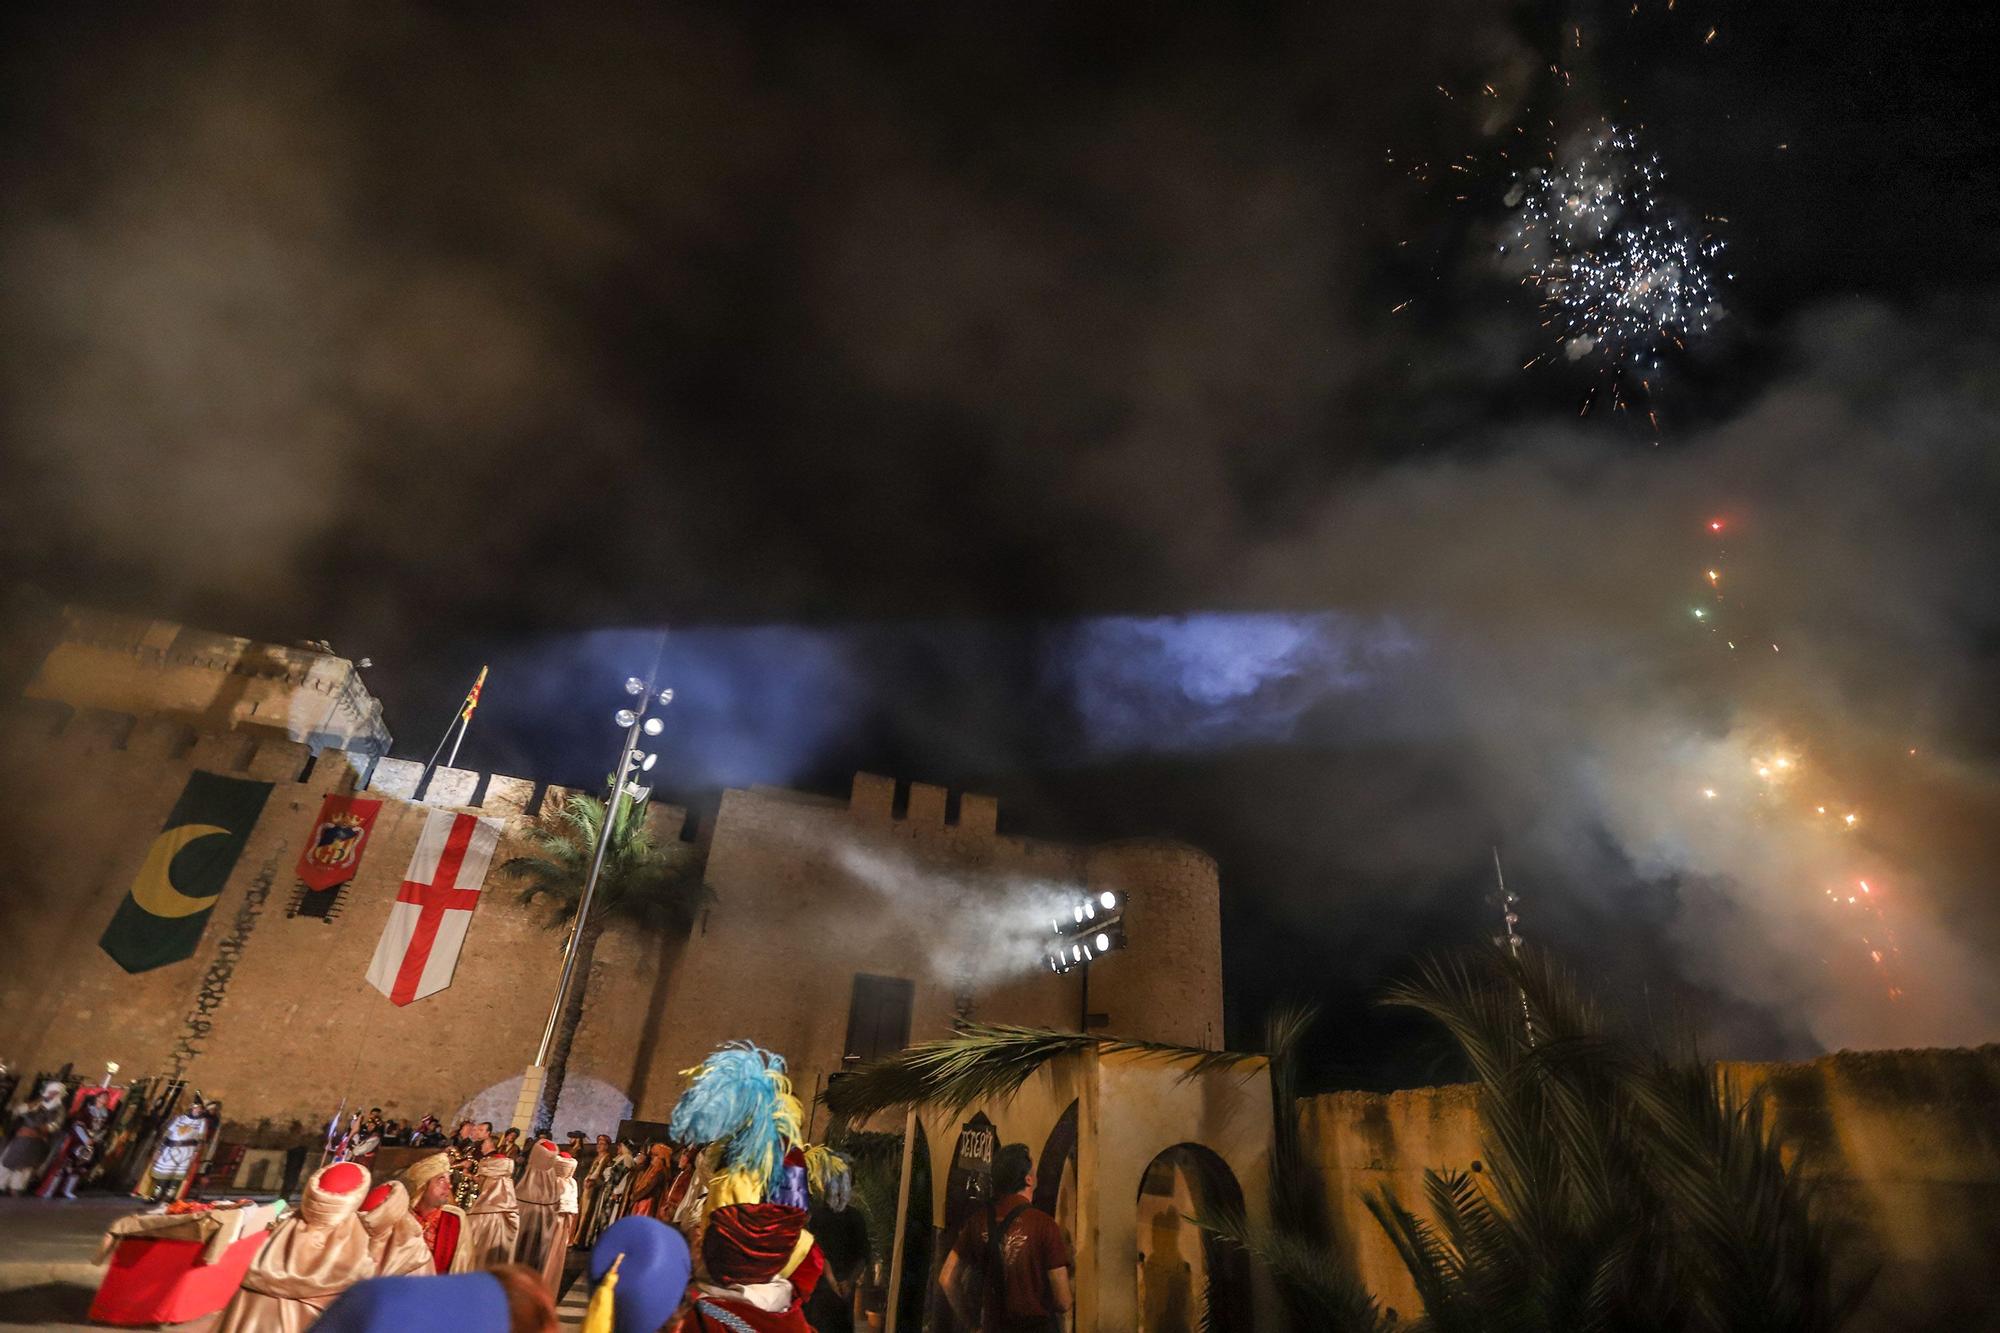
top-left (0, 1076), bottom-right (220, 1202)
top-left (193, 1044), bottom-right (870, 1331)
top-left (3, 1047), bottom-right (1078, 1332)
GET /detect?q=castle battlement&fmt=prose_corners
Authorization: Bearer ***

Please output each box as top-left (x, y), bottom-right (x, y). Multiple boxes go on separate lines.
top-left (0, 615), bottom-right (1222, 1137)
top-left (23, 605), bottom-right (391, 757)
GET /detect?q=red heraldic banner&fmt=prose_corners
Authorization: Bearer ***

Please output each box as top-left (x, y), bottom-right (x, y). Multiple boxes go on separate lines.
top-left (297, 795), bottom-right (383, 892)
top-left (365, 809), bottom-right (503, 1006)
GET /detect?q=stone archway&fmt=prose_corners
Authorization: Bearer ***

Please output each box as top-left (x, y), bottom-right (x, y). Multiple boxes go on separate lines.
top-left (1034, 1099), bottom-right (1080, 1287)
top-left (1134, 1143), bottom-right (1250, 1333)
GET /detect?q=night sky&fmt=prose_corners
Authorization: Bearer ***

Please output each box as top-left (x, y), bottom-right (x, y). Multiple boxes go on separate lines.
top-left (4, 2), bottom-right (1998, 1087)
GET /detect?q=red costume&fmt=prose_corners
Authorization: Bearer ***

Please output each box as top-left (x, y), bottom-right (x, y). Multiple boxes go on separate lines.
top-left (665, 1044), bottom-right (849, 1333)
top-left (398, 1152), bottom-right (472, 1275)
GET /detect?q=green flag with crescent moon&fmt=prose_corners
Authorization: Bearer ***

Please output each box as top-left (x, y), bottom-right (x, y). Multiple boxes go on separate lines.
top-left (99, 770), bottom-right (273, 974)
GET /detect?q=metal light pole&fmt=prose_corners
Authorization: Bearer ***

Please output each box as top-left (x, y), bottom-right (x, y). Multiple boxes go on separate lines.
top-left (1492, 846), bottom-right (1534, 1047)
top-left (511, 659), bottom-right (674, 1134)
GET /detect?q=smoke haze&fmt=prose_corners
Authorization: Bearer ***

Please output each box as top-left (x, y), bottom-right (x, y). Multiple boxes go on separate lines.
top-left (4, 3), bottom-right (1998, 1073)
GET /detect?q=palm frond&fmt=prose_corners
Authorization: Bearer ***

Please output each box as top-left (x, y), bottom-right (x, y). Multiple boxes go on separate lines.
top-left (1367, 946), bottom-right (1861, 1333)
top-left (1194, 1202), bottom-right (1387, 1333)
top-left (822, 1022), bottom-right (1265, 1119)
top-left (500, 790), bottom-right (711, 936)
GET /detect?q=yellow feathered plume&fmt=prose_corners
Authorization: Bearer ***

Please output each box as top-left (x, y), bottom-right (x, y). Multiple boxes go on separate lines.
top-left (581, 1253), bottom-right (622, 1333)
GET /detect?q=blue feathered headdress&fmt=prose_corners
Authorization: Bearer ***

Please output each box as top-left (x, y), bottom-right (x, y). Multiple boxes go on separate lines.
top-left (669, 1041), bottom-right (803, 1198)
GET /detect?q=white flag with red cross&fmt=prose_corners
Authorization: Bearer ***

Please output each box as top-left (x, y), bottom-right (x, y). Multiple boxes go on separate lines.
top-left (365, 809), bottom-right (504, 1006)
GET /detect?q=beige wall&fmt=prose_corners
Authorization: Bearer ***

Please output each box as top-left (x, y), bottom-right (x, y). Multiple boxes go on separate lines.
top-left (0, 701), bottom-right (656, 1138)
top-left (641, 780), bottom-right (1224, 1125)
top-left (1304, 1046), bottom-right (2000, 1331)
top-left (910, 1048), bottom-right (1274, 1333)
top-left (0, 698), bottom-right (1225, 1146)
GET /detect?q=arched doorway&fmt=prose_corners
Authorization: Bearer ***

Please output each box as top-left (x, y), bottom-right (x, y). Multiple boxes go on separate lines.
top-left (1033, 1099), bottom-right (1079, 1257)
top-left (1134, 1143), bottom-right (1250, 1333)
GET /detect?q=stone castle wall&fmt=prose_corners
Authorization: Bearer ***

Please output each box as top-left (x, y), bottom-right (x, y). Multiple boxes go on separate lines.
top-left (0, 697), bottom-right (1224, 1142)
top-left (23, 607), bottom-right (391, 756)
top-left (1304, 1045), bottom-right (2000, 1331)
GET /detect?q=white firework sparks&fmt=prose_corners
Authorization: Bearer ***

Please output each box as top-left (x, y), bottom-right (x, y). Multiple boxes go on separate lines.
top-left (1502, 124), bottom-right (1726, 377)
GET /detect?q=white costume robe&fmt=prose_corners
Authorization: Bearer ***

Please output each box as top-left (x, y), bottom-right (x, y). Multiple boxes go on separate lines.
top-left (216, 1163), bottom-right (374, 1333)
top-left (463, 1153), bottom-right (520, 1267)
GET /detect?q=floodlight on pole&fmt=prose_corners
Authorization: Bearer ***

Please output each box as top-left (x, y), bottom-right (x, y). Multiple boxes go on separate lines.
top-left (518, 641), bottom-right (675, 1134)
top-left (1042, 888), bottom-right (1128, 1031)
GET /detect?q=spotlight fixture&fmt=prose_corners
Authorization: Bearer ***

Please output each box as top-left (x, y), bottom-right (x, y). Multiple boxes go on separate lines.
top-left (614, 708), bottom-right (638, 728)
top-left (625, 677), bottom-right (646, 696)
top-left (643, 716), bottom-right (665, 736)
top-left (1046, 890), bottom-right (1128, 974)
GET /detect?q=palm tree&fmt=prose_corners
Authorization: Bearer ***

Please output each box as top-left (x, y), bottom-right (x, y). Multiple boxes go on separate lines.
top-left (1201, 948), bottom-right (1866, 1333)
top-left (501, 788), bottom-right (711, 1132)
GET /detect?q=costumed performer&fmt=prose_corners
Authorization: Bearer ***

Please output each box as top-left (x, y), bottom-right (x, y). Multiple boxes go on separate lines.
top-left (216, 1161), bottom-right (376, 1333)
top-left (36, 1090), bottom-right (110, 1199)
top-left (357, 1180), bottom-right (434, 1277)
top-left (139, 1095), bottom-right (215, 1202)
top-left (666, 1041), bottom-right (853, 1332)
top-left (626, 1142), bottom-right (672, 1218)
top-left (465, 1145), bottom-right (522, 1266)
top-left (543, 1150), bottom-right (580, 1295)
top-left (581, 1215), bottom-right (694, 1333)
top-left (0, 1081), bottom-right (66, 1195)
top-left (402, 1151), bottom-right (475, 1274)
top-left (578, 1135), bottom-right (613, 1239)
top-left (311, 1268), bottom-right (560, 1333)
top-left (583, 1141), bottom-right (637, 1247)
top-left (514, 1139), bottom-right (571, 1290)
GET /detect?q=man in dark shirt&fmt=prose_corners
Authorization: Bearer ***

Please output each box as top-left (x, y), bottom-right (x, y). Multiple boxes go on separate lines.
top-left (938, 1143), bottom-right (1073, 1333)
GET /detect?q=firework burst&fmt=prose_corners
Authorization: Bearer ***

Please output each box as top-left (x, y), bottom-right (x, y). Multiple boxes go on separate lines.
top-left (1506, 124), bottom-right (1726, 380)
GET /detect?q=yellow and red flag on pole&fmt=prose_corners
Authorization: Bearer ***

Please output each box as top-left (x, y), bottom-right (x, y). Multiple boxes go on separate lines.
top-left (460, 665), bottom-right (488, 723)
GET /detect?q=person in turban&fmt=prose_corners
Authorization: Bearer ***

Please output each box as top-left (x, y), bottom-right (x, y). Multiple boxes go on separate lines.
top-left (357, 1180), bottom-right (433, 1277)
top-left (401, 1151), bottom-right (475, 1274)
top-left (465, 1147), bottom-right (522, 1267)
top-left (514, 1139), bottom-right (577, 1293)
top-left (547, 1150), bottom-right (581, 1295)
top-left (216, 1161), bottom-right (376, 1332)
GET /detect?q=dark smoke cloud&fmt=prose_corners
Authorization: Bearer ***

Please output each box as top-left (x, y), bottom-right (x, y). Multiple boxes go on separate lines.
top-left (4, 4), bottom-right (1998, 1069)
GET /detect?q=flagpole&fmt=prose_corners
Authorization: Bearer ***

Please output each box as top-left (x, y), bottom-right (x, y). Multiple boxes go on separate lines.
top-left (427, 666), bottom-right (488, 775)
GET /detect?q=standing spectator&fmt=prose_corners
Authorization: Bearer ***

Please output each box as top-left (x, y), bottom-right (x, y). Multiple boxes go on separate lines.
top-left (350, 1113), bottom-right (384, 1169)
top-left (936, 1143), bottom-right (1073, 1333)
top-left (576, 1135), bottom-right (613, 1236)
top-left (578, 1140), bottom-right (634, 1247)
